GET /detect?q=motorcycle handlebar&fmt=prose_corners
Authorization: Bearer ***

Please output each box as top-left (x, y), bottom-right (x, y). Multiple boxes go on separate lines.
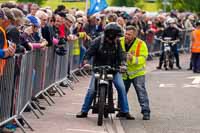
top-left (93, 65), bottom-right (120, 72)
top-left (154, 37), bottom-right (179, 45)
top-left (82, 64), bottom-right (126, 73)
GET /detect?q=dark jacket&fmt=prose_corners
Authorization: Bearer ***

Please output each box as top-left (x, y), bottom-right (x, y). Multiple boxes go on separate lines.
top-left (20, 32), bottom-right (35, 51)
top-left (6, 24), bottom-right (25, 53)
top-left (42, 24), bottom-right (53, 46)
top-left (84, 35), bottom-right (126, 68)
top-left (162, 26), bottom-right (179, 40)
top-left (84, 23), bottom-right (98, 39)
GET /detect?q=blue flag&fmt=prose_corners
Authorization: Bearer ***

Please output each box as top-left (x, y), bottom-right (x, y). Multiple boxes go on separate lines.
top-left (87, 0), bottom-right (108, 16)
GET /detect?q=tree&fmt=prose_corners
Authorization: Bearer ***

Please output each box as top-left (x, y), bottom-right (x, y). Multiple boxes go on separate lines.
top-left (110, 0), bottom-right (138, 7)
top-left (173, 0), bottom-right (200, 12)
top-left (127, 0), bottom-right (136, 6)
top-left (157, 0), bottom-right (200, 12)
top-left (111, 0), bottom-right (127, 6)
top-left (17, 0), bottom-right (45, 5)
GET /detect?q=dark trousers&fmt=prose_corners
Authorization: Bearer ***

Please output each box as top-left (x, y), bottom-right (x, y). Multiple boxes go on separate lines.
top-left (192, 53), bottom-right (200, 72)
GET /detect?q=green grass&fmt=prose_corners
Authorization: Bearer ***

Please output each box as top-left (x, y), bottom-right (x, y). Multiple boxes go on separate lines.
top-left (143, 1), bottom-right (158, 11)
top-left (136, 0), bottom-right (158, 12)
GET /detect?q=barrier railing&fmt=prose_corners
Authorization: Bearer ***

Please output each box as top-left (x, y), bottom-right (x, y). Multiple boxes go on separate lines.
top-left (148, 29), bottom-right (191, 56)
top-left (0, 38), bottom-right (88, 133)
top-left (0, 57), bottom-right (15, 126)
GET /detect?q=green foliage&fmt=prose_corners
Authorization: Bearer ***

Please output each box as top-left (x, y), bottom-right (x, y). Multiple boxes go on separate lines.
top-left (126, 0), bottom-right (135, 6)
top-left (157, 0), bottom-right (200, 12)
top-left (136, 1), bottom-right (144, 9)
top-left (110, 0), bottom-right (126, 6)
top-left (110, 0), bottom-right (137, 7)
top-left (17, 0), bottom-right (45, 5)
top-left (175, 0), bottom-right (200, 12)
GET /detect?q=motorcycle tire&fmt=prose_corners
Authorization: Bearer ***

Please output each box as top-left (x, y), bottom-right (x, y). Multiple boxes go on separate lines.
top-left (98, 85), bottom-right (106, 126)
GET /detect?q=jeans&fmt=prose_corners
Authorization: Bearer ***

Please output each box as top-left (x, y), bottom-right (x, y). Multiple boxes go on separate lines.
top-left (124, 75), bottom-right (150, 114)
top-left (184, 35), bottom-right (191, 53)
top-left (79, 45), bottom-right (86, 65)
top-left (81, 72), bottom-right (129, 113)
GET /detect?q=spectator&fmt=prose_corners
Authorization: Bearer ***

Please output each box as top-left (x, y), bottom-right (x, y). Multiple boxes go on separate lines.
top-left (6, 8), bottom-right (26, 53)
top-left (35, 10), bottom-right (53, 46)
top-left (29, 3), bottom-right (39, 16)
top-left (184, 15), bottom-right (195, 53)
top-left (20, 15), bottom-right (47, 50)
top-left (84, 15), bottom-right (98, 40)
top-left (117, 17), bottom-right (126, 31)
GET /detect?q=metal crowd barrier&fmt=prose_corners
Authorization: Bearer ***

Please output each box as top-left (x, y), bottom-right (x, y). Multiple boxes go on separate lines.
top-left (0, 38), bottom-right (89, 132)
top-left (68, 39), bottom-right (88, 82)
top-left (44, 47), bottom-right (56, 89)
top-left (0, 57), bottom-right (15, 127)
top-left (13, 53), bottom-right (36, 132)
top-left (32, 48), bottom-right (47, 98)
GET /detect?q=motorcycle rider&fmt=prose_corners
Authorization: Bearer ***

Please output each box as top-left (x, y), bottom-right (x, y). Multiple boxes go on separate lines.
top-left (157, 18), bottom-right (182, 69)
top-left (76, 22), bottom-right (135, 120)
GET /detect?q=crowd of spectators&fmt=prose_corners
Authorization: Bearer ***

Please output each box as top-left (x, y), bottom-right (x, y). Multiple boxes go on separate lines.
top-left (0, 2), bottom-right (199, 132)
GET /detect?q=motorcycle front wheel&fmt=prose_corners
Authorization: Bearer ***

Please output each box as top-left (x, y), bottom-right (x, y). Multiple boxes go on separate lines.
top-left (97, 85), bottom-right (106, 126)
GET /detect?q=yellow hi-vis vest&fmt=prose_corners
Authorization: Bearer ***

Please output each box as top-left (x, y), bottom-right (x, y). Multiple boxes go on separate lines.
top-left (120, 37), bottom-right (148, 80)
top-left (72, 32), bottom-right (86, 56)
top-left (73, 39), bottom-right (80, 56)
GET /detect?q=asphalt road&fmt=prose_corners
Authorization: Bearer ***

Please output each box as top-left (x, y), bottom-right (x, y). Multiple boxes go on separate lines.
top-left (121, 54), bottom-right (200, 133)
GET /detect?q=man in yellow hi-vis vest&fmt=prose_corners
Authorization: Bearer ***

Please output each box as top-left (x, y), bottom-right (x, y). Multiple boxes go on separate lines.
top-left (120, 26), bottom-right (151, 120)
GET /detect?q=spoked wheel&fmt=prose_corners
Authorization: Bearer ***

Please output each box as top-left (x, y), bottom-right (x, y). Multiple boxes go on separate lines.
top-left (97, 85), bottom-right (106, 126)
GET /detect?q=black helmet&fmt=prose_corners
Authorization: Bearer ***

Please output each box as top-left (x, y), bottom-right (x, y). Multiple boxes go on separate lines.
top-left (104, 22), bottom-right (123, 39)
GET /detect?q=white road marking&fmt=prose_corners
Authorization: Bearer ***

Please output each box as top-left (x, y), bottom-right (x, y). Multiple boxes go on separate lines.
top-left (183, 84), bottom-right (200, 88)
top-left (159, 84), bottom-right (175, 88)
top-left (187, 76), bottom-right (200, 84)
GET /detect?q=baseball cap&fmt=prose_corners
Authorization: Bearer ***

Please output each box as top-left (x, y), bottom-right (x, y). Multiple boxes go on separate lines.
top-left (27, 15), bottom-right (40, 27)
top-left (65, 14), bottom-right (76, 24)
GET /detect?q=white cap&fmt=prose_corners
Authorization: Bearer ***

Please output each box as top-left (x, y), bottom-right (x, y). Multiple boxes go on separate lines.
top-left (66, 14), bottom-right (76, 24)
